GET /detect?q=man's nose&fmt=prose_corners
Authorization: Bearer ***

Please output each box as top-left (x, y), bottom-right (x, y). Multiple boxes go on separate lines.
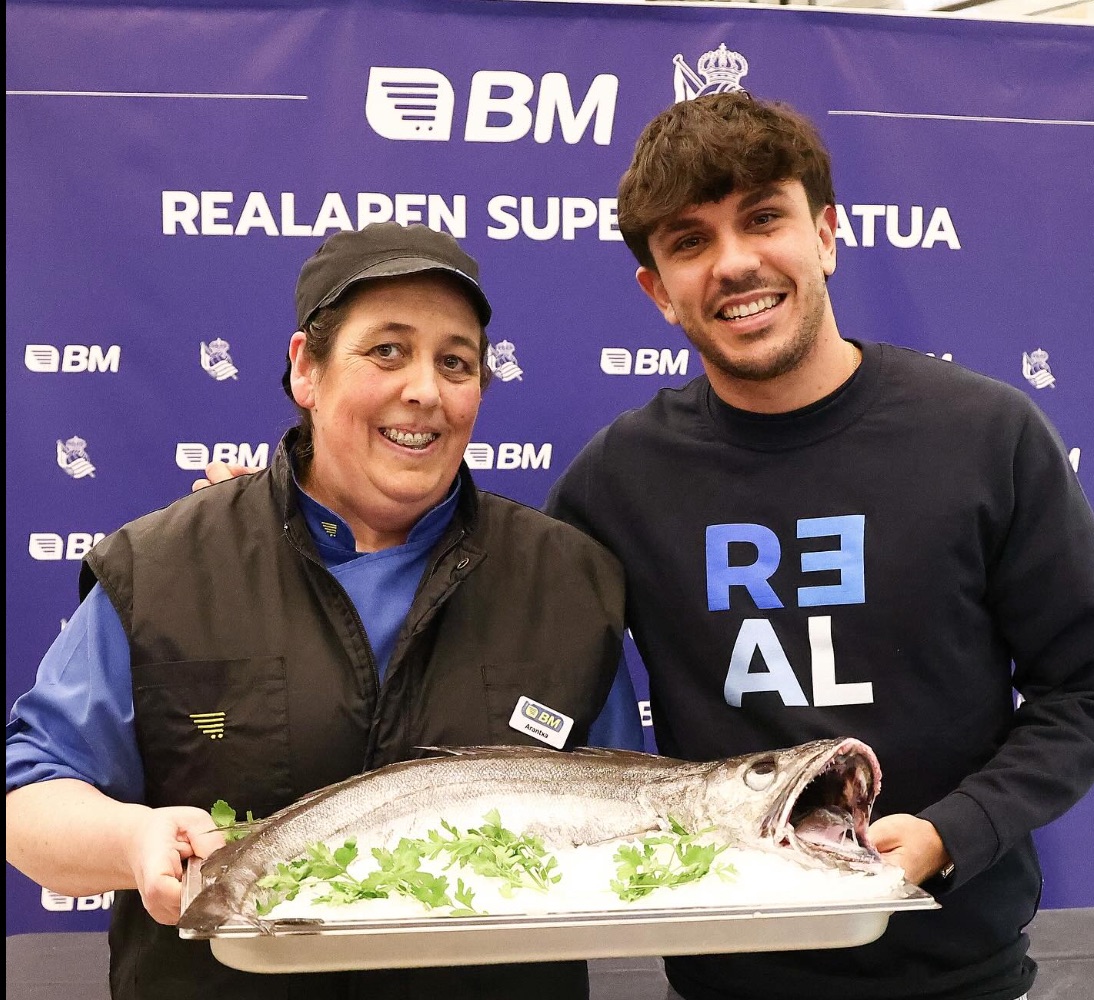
top-left (710, 232), bottom-right (762, 282)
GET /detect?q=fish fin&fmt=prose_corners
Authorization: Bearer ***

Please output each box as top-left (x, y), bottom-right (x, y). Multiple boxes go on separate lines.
top-left (415, 745), bottom-right (662, 761)
top-left (571, 746), bottom-right (661, 760)
top-left (414, 745), bottom-right (563, 757)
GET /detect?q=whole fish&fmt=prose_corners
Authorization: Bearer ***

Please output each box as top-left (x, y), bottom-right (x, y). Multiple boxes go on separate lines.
top-left (179, 738), bottom-right (882, 934)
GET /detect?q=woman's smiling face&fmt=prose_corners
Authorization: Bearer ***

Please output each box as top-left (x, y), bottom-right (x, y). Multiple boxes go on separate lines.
top-left (288, 272), bottom-right (483, 549)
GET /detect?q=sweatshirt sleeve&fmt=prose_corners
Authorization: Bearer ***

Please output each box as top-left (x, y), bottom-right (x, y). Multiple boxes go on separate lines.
top-left (920, 401), bottom-right (1094, 890)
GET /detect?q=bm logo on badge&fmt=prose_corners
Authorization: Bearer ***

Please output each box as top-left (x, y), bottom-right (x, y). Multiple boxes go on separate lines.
top-left (509, 696), bottom-right (574, 749)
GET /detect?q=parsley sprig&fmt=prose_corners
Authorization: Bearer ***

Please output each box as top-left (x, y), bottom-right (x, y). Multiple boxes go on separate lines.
top-left (210, 799), bottom-right (257, 843)
top-left (421, 809), bottom-right (561, 897)
top-left (230, 809), bottom-right (561, 917)
top-left (609, 817), bottom-right (737, 902)
top-left (254, 838), bottom-right (477, 916)
top-left (210, 801), bottom-right (734, 917)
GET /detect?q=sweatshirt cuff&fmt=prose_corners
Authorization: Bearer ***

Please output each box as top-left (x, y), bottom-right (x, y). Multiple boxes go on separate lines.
top-left (918, 790), bottom-right (1000, 893)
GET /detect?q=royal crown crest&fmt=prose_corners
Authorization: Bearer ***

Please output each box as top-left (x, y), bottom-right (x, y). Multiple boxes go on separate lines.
top-left (673, 43), bottom-right (749, 103)
top-left (1022, 347), bottom-right (1056, 390)
top-left (491, 339), bottom-right (517, 364)
top-left (486, 339), bottom-right (523, 383)
top-left (200, 338), bottom-right (239, 381)
top-left (57, 435), bottom-right (95, 478)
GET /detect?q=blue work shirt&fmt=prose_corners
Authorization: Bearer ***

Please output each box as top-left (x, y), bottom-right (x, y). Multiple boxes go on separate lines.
top-left (7, 480), bottom-right (643, 802)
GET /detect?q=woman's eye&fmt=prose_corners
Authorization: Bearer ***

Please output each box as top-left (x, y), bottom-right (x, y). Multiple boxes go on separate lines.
top-left (442, 355), bottom-right (473, 374)
top-left (372, 343), bottom-right (400, 359)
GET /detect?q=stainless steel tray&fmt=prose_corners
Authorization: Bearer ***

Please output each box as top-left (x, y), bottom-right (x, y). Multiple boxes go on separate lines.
top-left (180, 859), bottom-right (938, 973)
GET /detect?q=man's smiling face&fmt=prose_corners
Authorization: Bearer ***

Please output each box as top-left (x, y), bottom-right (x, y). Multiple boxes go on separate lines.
top-left (637, 180), bottom-right (838, 400)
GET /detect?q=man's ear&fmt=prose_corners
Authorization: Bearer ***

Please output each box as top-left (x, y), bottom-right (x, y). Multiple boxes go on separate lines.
top-left (818, 204), bottom-right (837, 277)
top-left (287, 331), bottom-right (317, 408)
top-left (636, 266), bottom-right (679, 326)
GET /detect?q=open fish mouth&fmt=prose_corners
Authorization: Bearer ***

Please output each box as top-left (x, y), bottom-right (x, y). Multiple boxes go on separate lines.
top-left (761, 738), bottom-right (881, 867)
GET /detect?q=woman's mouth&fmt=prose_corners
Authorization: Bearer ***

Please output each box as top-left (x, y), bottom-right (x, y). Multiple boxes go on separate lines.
top-left (381, 428), bottom-right (439, 450)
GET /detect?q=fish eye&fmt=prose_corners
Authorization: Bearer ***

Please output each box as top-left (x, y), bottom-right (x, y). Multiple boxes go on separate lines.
top-left (744, 756), bottom-right (778, 790)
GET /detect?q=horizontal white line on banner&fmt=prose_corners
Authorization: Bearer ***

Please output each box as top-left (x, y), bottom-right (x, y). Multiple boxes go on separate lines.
top-left (829, 110), bottom-right (1093, 126)
top-left (6, 90), bottom-right (307, 100)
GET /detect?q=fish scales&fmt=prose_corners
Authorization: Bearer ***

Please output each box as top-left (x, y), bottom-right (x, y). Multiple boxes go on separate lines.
top-left (179, 739), bottom-right (882, 934)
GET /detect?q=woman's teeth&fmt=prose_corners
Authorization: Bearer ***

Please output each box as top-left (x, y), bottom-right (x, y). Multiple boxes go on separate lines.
top-left (382, 429), bottom-right (438, 449)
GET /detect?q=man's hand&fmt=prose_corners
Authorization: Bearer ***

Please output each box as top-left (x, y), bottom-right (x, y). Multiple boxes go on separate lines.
top-left (124, 806), bottom-right (225, 925)
top-left (191, 462), bottom-right (258, 492)
top-left (867, 813), bottom-right (952, 885)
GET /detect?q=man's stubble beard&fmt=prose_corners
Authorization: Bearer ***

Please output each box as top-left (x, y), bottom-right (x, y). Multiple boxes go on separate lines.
top-left (677, 278), bottom-right (829, 384)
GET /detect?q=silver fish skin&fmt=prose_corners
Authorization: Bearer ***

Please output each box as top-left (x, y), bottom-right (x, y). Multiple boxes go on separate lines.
top-left (178, 737), bottom-right (881, 935)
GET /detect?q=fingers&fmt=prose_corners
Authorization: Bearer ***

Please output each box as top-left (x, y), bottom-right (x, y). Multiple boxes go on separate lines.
top-left (187, 826), bottom-right (229, 860)
top-left (131, 806), bottom-right (224, 924)
top-left (866, 814), bottom-right (950, 885)
top-left (190, 462), bottom-right (255, 492)
top-left (142, 870), bottom-right (187, 925)
top-left (208, 462), bottom-right (251, 484)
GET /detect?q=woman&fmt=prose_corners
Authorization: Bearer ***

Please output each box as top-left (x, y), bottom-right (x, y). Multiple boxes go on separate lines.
top-left (7, 222), bottom-right (640, 1000)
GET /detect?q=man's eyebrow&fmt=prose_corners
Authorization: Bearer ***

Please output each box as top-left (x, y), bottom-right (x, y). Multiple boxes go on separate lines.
top-left (737, 185), bottom-right (788, 211)
top-left (653, 184), bottom-right (791, 240)
top-left (653, 213), bottom-right (705, 240)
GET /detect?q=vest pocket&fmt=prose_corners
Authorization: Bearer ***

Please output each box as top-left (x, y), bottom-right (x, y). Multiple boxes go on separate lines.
top-left (131, 656), bottom-right (293, 819)
top-left (480, 663), bottom-right (592, 749)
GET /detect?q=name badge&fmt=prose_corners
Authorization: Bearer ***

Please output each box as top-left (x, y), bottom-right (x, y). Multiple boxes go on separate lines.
top-left (509, 696), bottom-right (574, 749)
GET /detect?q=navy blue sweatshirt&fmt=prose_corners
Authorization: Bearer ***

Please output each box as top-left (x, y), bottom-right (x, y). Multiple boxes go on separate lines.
top-left (545, 340), bottom-right (1094, 1000)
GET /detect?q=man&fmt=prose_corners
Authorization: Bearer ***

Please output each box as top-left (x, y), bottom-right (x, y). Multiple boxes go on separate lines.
top-left (544, 93), bottom-right (1094, 1000)
top-left (7, 222), bottom-right (640, 1000)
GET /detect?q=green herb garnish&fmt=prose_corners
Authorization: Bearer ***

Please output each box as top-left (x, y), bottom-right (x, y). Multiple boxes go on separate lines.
top-left (246, 810), bottom-right (562, 917)
top-left (420, 809), bottom-right (561, 897)
top-left (210, 799), bottom-right (256, 843)
top-left (609, 817), bottom-right (736, 902)
top-left (253, 837), bottom-right (477, 916)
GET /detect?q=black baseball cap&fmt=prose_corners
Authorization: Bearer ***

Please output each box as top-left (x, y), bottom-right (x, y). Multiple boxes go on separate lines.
top-left (283, 222), bottom-right (491, 396)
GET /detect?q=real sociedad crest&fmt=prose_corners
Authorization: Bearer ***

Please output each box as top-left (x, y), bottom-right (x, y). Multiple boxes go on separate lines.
top-left (56, 435), bottom-right (96, 479)
top-left (486, 339), bottom-right (524, 382)
top-left (1022, 347), bottom-right (1056, 390)
top-left (200, 337), bottom-right (239, 381)
top-left (673, 44), bottom-right (749, 103)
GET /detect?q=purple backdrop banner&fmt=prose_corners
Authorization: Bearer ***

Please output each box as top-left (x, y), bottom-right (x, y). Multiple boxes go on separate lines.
top-left (6, 0), bottom-right (1092, 934)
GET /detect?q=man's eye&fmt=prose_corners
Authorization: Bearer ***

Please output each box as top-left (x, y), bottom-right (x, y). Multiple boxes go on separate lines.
top-left (675, 235), bottom-right (702, 252)
top-left (752, 211), bottom-right (778, 227)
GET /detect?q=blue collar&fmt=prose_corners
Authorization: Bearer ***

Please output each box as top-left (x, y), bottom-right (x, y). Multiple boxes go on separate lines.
top-left (293, 470), bottom-right (460, 566)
